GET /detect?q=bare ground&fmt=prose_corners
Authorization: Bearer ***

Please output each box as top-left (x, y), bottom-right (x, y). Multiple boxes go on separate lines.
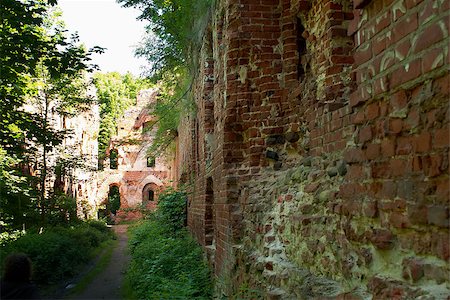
top-left (67, 225), bottom-right (130, 300)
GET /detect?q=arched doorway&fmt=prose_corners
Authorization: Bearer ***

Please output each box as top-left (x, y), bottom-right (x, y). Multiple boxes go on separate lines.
top-left (142, 183), bottom-right (157, 206)
top-left (98, 184), bottom-right (121, 223)
top-left (108, 185), bottom-right (121, 214)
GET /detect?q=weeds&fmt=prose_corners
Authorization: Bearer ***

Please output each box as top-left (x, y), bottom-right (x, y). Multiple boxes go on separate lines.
top-left (125, 189), bottom-right (212, 299)
top-left (0, 220), bottom-right (114, 284)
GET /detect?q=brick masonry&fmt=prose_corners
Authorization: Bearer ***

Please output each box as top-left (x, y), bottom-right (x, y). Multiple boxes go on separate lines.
top-left (174, 0), bottom-right (449, 298)
top-left (97, 90), bottom-right (173, 222)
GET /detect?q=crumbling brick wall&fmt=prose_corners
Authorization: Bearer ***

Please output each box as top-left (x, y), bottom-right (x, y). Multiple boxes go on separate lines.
top-left (176, 0), bottom-right (449, 297)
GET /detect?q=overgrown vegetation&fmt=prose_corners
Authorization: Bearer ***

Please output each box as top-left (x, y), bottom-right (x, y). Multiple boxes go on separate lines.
top-left (1, 0), bottom-right (102, 229)
top-left (118, 0), bottom-right (213, 155)
top-left (118, 0), bottom-right (213, 80)
top-left (93, 72), bottom-right (152, 166)
top-left (125, 189), bottom-right (212, 299)
top-left (0, 220), bottom-right (114, 285)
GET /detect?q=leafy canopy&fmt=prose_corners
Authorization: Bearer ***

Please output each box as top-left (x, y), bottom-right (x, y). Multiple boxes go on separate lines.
top-left (118, 0), bottom-right (213, 155)
top-left (0, 0), bottom-right (103, 229)
top-left (93, 72), bottom-right (152, 164)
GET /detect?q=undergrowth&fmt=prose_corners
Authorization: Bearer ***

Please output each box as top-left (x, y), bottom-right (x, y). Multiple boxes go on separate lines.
top-left (124, 189), bottom-right (212, 299)
top-left (0, 220), bottom-right (114, 285)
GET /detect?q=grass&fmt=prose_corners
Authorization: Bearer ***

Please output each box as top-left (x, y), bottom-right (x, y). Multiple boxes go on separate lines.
top-left (122, 271), bottom-right (137, 300)
top-left (125, 220), bottom-right (212, 299)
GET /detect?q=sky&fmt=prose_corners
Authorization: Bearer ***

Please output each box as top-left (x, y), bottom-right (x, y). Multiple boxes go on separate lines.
top-left (58, 0), bottom-right (149, 76)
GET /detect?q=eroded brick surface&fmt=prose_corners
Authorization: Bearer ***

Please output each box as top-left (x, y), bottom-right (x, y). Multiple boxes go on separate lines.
top-left (175, 0), bottom-right (450, 298)
top-left (97, 90), bottom-right (173, 222)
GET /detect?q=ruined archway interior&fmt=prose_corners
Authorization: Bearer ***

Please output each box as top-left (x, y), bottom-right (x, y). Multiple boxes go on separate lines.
top-left (108, 185), bottom-right (120, 214)
top-left (142, 183), bottom-right (156, 204)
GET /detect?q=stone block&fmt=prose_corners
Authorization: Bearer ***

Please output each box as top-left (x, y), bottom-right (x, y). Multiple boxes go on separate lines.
top-left (370, 229), bottom-right (396, 250)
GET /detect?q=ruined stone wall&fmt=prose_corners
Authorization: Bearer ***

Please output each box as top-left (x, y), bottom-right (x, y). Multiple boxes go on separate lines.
top-left (23, 83), bottom-right (100, 220)
top-left (97, 89), bottom-right (173, 221)
top-left (177, 0), bottom-right (449, 298)
top-left (63, 102), bottom-right (100, 219)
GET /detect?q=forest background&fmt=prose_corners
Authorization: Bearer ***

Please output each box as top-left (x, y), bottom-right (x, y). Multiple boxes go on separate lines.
top-left (1, 1), bottom-right (212, 296)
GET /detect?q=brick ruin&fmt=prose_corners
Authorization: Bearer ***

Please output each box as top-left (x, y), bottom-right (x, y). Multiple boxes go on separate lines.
top-left (23, 87), bottom-right (100, 220)
top-left (174, 0), bottom-right (449, 297)
top-left (97, 89), bottom-right (173, 222)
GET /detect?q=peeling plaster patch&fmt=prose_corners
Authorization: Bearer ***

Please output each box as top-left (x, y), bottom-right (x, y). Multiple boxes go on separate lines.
top-left (273, 40), bottom-right (283, 55)
top-left (239, 66), bottom-right (248, 84)
top-left (391, 0), bottom-right (406, 21)
top-left (358, 9), bottom-right (368, 29)
top-left (383, 51), bottom-right (396, 71)
top-left (405, 62), bottom-right (410, 72)
top-left (432, 52), bottom-right (445, 69)
top-left (270, 105), bottom-right (278, 118)
top-left (437, 19), bottom-right (449, 36)
top-left (367, 65), bottom-right (376, 80)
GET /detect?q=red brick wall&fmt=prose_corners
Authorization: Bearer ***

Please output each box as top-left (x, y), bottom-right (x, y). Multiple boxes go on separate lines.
top-left (176, 0), bottom-right (449, 297)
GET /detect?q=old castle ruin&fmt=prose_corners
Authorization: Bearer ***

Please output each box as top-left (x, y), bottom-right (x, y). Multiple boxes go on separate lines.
top-left (51, 0), bottom-right (448, 297)
top-left (97, 89), bottom-right (174, 221)
top-left (171, 0), bottom-right (450, 298)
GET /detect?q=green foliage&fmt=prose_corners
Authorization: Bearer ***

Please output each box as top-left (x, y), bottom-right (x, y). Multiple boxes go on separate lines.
top-left (126, 222), bottom-right (212, 299)
top-left (1, 0), bottom-right (50, 152)
top-left (0, 146), bottom-right (28, 195)
top-left (118, 0), bottom-right (211, 155)
top-left (125, 189), bottom-right (212, 299)
top-left (145, 69), bottom-right (195, 156)
top-left (108, 186), bottom-right (121, 214)
top-left (0, 147), bottom-right (38, 229)
top-left (119, 0), bottom-right (212, 80)
top-left (0, 221), bottom-right (113, 284)
top-left (45, 192), bottom-right (78, 226)
top-left (155, 188), bottom-right (187, 232)
top-left (1, 1), bottom-right (102, 155)
top-left (1, 0), bottom-right (103, 229)
top-left (93, 72), bottom-right (152, 164)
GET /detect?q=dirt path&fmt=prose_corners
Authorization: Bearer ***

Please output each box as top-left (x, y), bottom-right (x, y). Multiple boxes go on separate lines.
top-left (70, 225), bottom-right (130, 300)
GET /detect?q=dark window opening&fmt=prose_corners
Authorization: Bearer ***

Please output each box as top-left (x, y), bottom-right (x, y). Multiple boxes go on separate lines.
top-left (110, 149), bottom-right (118, 169)
top-left (142, 183), bottom-right (156, 203)
top-left (148, 190), bottom-right (154, 202)
top-left (297, 18), bottom-right (308, 80)
top-left (147, 156), bottom-right (155, 168)
top-left (108, 185), bottom-right (120, 214)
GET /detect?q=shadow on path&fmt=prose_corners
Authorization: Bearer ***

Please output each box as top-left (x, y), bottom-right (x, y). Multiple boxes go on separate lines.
top-left (69, 225), bottom-right (130, 300)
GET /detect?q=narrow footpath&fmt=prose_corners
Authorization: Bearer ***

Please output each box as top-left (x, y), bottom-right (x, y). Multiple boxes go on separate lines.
top-left (70, 225), bottom-right (130, 300)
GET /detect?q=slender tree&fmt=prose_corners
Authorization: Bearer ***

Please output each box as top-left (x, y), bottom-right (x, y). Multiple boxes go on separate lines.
top-left (0, 0), bottom-right (103, 228)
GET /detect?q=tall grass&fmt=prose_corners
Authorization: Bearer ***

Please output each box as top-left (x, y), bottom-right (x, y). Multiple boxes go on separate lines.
top-left (125, 190), bottom-right (212, 299)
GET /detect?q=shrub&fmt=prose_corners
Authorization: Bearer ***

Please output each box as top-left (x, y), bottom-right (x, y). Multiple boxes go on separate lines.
top-left (155, 188), bottom-right (187, 232)
top-left (0, 221), bottom-right (113, 284)
top-left (126, 221), bottom-right (212, 299)
top-left (125, 189), bottom-right (212, 299)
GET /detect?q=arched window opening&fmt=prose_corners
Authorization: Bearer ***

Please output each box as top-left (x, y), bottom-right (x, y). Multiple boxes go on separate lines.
top-left (142, 183), bottom-right (157, 204)
top-left (108, 185), bottom-right (120, 214)
top-left (297, 17), bottom-right (309, 80)
top-left (148, 190), bottom-right (154, 202)
top-left (110, 149), bottom-right (118, 169)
